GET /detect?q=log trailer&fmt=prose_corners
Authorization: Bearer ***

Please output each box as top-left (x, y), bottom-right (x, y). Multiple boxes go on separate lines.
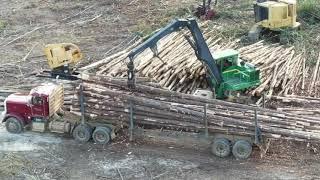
top-left (1, 82), bottom-right (262, 159)
top-left (127, 18), bottom-right (260, 101)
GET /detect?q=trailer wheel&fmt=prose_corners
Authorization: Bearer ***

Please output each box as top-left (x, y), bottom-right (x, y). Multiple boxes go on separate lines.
top-left (211, 138), bottom-right (231, 158)
top-left (72, 124), bottom-right (92, 143)
top-left (92, 127), bottom-right (111, 144)
top-left (232, 140), bottom-right (252, 160)
top-left (5, 117), bottom-right (23, 134)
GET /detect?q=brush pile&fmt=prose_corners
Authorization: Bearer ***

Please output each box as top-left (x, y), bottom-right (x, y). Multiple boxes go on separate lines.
top-left (70, 74), bottom-right (320, 142)
top-left (79, 24), bottom-right (309, 99)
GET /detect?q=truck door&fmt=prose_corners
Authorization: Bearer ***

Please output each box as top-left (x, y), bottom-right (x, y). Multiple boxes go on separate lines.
top-left (31, 96), bottom-right (45, 117)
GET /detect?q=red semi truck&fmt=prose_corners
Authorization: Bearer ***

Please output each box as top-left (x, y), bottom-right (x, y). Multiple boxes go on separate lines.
top-left (1, 83), bottom-right (115, 144)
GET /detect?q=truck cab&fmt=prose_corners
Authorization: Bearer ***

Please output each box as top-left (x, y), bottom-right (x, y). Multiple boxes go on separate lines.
top-left (2, 83), bottom-right (115, 145)
top-left (2, 84), bottom-right (64, 133)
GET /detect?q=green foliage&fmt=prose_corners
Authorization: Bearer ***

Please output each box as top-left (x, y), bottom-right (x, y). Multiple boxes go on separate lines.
top-left (298, 0), bottom-right (320, 15)
top-left (276, 0), bottom-right (320, 65)
top-left (298, 0), bottom-right (320, 24)
top-left (0, 20), bottom-right (7, 31)
top-left (279, 28), bottom-right (303, 45)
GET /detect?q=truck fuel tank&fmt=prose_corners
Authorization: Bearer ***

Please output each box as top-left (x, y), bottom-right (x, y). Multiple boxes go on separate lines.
top-left (31, 118), bottom-right (47, 132)
top-left (48, 121), bottom-right (71, 134)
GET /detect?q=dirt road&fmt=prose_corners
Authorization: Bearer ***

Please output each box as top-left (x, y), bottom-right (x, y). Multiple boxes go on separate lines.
top-left (0, 113), bottom-right (319, 180)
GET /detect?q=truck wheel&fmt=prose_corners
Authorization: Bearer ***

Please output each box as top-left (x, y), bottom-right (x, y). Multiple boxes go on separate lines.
top-left (5, 117), bottom-right (23, 134)
top-left (211, 138), bottom-right (231, 158)
top-left (92, 127), bottom-right (111, 144)
top-left (72, 124), bottom-right (92, 143)
top-left (232, 140), bottom-right (252, 160)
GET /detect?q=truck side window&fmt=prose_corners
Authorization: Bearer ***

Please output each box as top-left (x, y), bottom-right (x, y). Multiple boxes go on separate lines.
top-left (32, 96), bottom-right (43, 105)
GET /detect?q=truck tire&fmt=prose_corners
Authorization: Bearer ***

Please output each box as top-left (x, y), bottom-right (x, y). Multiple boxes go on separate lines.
top-left (5, 117), bottom-right (23, 134)
top-left (72, 124), bottom-right (92, 143)
top-left (232, 140), bottom-right (252, 160)
top-left (92, 126), bottom-right (111, 144)
top-left (211, 138), bottom-right (231, 158)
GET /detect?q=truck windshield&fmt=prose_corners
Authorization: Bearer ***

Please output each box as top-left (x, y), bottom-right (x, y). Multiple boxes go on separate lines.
top-left (32, 96), bottom-right (43, 105)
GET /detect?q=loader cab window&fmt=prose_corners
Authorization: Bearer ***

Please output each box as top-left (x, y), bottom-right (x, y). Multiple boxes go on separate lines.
top-left (219, 57), bottom-right (234, 72)
top-left (32, 96), bottom-right (43, 105)
top-left (255, 5), bottom-right (268, 21)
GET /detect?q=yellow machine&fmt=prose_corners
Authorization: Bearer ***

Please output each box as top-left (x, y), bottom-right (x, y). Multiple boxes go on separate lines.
top-left (44, 43), bottom-right (82, 79)
top-left (248, 0), bottom-right (300, 41)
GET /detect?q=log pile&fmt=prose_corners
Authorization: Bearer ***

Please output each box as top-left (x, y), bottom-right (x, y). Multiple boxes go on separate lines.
top-left (271, 95), bottom-right (320, 118)
top-left (306, 53), bottom-right (320, 97)
top-left (70, 74), bottom-right (320, 142)
top-left (238, 42), bottom-right (304, 98)
top-left (79, 24), bottom-right (308, 99)
top-left (80, 27), bottom-right (234, 94)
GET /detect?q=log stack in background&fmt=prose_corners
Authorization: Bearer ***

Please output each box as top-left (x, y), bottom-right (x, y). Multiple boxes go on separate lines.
top-left (237, 42), bottom-right (304, 98)
top-left (80, 27), bottom-right (235, 94)
top-left (79, 24), bottom-right (310, 100)
top-left (70, 74), bottom-right (320, 142)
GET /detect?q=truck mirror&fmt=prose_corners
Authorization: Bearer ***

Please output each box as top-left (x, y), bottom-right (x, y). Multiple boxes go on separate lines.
top-left (27, 96), bottom-right (32, 104)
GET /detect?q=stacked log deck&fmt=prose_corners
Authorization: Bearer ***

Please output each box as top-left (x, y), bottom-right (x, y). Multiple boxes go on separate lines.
top-left (79, 25), bottom-right (310, 101)
top-left (70, 74), bottom-right (320, 142)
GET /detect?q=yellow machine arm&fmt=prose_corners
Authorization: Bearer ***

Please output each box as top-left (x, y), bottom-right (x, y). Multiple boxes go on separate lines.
top-left (44, 43), bottom-right (83, 70)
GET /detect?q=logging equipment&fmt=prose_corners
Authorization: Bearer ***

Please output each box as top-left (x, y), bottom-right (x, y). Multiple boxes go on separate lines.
top-left (127, 18), bottom-right (260, 100)
top-left (248, 0), bottom-right (301, 41)
top-left (44, 43), bottom-right (82, 80)
top-left (194, 0), bottom-right (217, 20)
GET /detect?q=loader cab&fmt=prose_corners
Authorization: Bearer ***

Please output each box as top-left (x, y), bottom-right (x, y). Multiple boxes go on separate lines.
top-left (212, 49), bottom-right (240, 72)
top-left (211, 49), bottom-right (260, 99)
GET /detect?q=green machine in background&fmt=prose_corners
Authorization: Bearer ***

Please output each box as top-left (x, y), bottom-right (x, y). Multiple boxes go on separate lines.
top-left (127, 18), bottom-right (260, 101)
top-left (212, 49), bottom-right (260, 99)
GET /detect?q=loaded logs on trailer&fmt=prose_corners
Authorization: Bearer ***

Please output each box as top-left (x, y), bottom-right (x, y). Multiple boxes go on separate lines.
top-left (70, 74), bottom-right (320, 142)
top-left (0, 77), bottom-right (161, 111)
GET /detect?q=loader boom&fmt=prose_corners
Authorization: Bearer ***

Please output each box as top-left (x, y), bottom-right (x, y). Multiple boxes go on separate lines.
top-left (128, 18), bottom-right (222, 88)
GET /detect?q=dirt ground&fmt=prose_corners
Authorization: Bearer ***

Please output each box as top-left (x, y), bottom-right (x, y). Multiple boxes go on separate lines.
top-left (1, 0), bottom-right (320, 179)
top-left (0, 0), bottom-right (196, 85)
top-left (1, 120), bottom-right (320, 180)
